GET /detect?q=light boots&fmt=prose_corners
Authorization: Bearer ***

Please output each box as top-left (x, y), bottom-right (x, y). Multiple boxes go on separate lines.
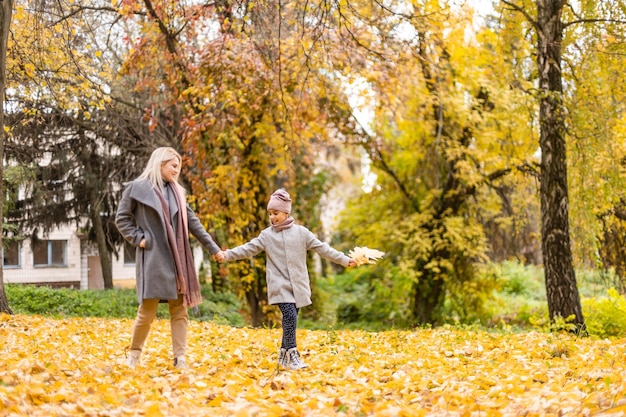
top-left (278, 347), bottom-right (308, 370)
top-left (173, 356), bottom-right (188, 370)
top-left (127, 350), bottom-right (187, 370)
top-left (127, 350), bottom-right (141, 368)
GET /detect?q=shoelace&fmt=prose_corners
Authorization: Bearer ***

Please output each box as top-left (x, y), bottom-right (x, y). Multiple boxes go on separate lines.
top-left (289, 351), bottom-right (305, 368)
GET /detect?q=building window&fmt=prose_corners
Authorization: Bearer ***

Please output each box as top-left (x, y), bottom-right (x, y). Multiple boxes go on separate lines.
top-left (33, 239), bottom-right (67, 267)
top-left (2, 240), bottom-right (21, 268)
top-left (123, 241), bottom-right (136, 265)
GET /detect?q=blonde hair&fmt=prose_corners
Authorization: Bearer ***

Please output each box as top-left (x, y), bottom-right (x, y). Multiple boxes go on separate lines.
top-left (137, 147), bottom-right (184, 193)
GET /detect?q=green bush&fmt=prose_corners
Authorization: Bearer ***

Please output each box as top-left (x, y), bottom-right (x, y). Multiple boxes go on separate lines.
top-left (314, 265), bottom-right (412, 330)
top-left (582, 288), bottom-right (626, 338)
top-left (577, 269), bottom-right (622, 298)
top-left (474, 261), bottom-right (544, 329)
top-left (196, 286), bottom-right (245, 327)
top-left (6, 284), bottom-right (140, 318)
top-left (496, 260), bottom-right (545, 299)
top-left (336, 302), bottom-right (362, 323)
top-left (482, 262), bottom-right (626, 337)
top-left (12, 261), bottom-right (623, 334)
top-left (5, 284), bottom-right (244, 327)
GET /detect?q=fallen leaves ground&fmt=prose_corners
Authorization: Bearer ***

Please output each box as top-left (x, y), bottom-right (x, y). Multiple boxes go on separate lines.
top-left (1, 314), bottom-right (626, 416)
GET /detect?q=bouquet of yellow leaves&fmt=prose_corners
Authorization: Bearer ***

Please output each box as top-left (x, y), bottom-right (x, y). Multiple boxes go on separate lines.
top-left (348, 246), bottom-right (385, 266)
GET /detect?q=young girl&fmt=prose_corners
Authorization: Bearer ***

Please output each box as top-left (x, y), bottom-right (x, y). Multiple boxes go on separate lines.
top-left (215, 189), bottom-right (357, 370)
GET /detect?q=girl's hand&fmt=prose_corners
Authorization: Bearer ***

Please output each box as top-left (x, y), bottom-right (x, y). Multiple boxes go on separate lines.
top-left (139, 239), bottom-right (146, 248)
top-left (348, 259), bottom-right (357, 267)
top-left (214, 250), bottom-right (226, 263)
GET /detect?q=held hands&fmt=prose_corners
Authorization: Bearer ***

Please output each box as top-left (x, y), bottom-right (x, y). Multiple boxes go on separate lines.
top-left (213, 250), bottom-right (227, 263)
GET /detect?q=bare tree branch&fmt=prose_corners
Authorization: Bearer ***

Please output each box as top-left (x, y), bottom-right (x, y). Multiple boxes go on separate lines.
top-left (501, 0), bottom-right (540, 32)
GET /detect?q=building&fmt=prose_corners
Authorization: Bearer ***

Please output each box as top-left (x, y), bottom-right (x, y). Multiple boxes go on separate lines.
top-left (2, 223), bottom-right (208, 289)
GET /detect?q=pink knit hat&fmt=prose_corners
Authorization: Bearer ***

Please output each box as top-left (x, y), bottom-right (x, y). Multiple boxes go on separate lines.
top-left (267, 189), bottom-right (292, 214)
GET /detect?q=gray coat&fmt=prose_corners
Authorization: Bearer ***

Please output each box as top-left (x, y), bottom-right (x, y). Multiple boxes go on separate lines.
top-left (115, 179), bottom-right (221, 303)
top-left (224, 224), bottom-right (351, 308)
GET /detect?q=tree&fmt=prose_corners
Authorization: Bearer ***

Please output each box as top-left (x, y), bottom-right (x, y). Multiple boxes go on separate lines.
top-left (0, 0), bottom-right (13, 314)
top-left (534, 0), bottom-right (584, 330)
top-left (4, 0), bottom-right (170, 289)
top-left (5, 1), bottom-right (111, 288)
top-left (559, 3), bottom-right (626, 287)
top-left (334, 2), bottom-right (540, 325)
top-left (180, 3), bottom-right (361, 326)
top-left (497, 0), bottom-right (626, 332)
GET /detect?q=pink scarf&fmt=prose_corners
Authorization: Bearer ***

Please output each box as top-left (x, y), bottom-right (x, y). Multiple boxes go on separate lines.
top-left (272, 216), bottom-right (295, 232)
top-left (156, 184), bottom-right (202, 307)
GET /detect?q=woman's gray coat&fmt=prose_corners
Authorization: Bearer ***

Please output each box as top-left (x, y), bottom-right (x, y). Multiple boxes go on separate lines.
top-left (224, 224), bottom-right (351, 308)
top-left (115, 179), bottom-right (221, 303)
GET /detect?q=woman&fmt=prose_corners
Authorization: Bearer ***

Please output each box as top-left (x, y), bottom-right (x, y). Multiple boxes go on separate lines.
top-left (115, 147), bottom-right (221, 369)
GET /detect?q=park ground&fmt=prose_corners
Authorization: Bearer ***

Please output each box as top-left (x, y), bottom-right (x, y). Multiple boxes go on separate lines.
top-left (1, 314), bottom-right (626, 416)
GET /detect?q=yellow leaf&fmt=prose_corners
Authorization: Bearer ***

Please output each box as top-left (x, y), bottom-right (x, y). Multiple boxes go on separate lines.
top-left (145, 402), bottom-right (164, 417)
top-left (348, 246), bottom-right (385, 265)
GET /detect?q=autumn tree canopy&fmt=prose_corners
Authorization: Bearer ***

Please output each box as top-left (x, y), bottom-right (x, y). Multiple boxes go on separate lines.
top-left (2, 0), bottom-right (626, 327)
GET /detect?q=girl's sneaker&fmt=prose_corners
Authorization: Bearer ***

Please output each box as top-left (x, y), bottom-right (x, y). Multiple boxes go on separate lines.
top-left (285, 348), bottom-right (308, 370)
top-left (278, 348), bottom-right (288, 369)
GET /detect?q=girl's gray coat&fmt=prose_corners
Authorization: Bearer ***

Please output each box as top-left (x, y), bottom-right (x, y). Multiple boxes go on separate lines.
top-left (115, 179), bottom-right (221, 303)
top-left (224, 224), bottom-right (351, 308)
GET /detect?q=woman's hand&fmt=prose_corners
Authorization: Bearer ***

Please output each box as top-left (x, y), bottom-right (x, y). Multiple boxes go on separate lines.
top-left (213, 250), bottom-right (226, 263)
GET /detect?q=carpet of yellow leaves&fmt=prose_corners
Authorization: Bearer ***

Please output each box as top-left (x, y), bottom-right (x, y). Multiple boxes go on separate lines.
top-left (1, 314), bottom-right (626, 416)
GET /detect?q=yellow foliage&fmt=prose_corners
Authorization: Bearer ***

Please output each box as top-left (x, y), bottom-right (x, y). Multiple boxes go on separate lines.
top-left (1, 315), bottom-right (626, 416)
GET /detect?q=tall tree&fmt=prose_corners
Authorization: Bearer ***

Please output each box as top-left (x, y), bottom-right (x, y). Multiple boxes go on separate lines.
top-left (535, 0), bottom-right (584, 330)
top-left (499, 0), bottom-right (609, 332)
top-left (560, 2), bottom-right (626, 286)
top-left (181, 2), bottom-right (361, 326)
top-left (0, 0), bottom-right (13, 314)
top-left (335, 2), bottom-right (539, 325)
top-left (5, 1), bottom-right (113, 289)
top-left (4, 0), bottom-right (167, 289)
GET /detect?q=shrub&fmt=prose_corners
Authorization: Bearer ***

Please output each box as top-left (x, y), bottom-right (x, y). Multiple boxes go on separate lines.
top-left (336, 302), bottom-right (362, 323)
top-left (316, 265), bottom-right (412, 330)
top-left (6, 284), bottom-right (139, 318)
top-left (481, 260), bottom-right (548, 329)
top-left (582, 288), bottom-right (626, 338)
top-left (5, 284), bottom-right (244, 327)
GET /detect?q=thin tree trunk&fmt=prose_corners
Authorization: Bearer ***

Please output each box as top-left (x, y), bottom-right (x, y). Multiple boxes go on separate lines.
top-left (246, 288), bottom-right (262, 327)
top-left (536, 0), bottom-right (585, 332)
top-left (80, 138), bottom-right (114, 289)
top-left (88, 185), bottom-right (114, 289)
top-left (412, 274), bottom-right (445, 325)
top-left (0, 0), bottom-right (13, 314)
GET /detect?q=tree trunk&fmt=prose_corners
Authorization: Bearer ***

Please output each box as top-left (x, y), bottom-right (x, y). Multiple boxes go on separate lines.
top-left (80, 140), bottom-right (114, 289)
top-left (89, 185), bottom-right (114, 289)
top-left (246, 288), bottom-right (263, 327)
top-left (536, 0), bottom-right (585, 332)
top-left (0, 0), bottom-right (13, 315)
top-left (412, 273), bottom-right (445, 325)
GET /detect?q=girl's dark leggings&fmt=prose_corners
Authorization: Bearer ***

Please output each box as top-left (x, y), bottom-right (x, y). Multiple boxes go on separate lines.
top-left (278, 303), bottom-right (299, 350)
